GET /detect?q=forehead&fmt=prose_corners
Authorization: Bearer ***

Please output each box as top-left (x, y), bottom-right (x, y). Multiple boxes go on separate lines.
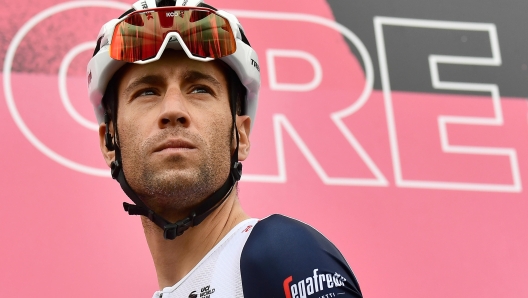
top-left (117, 50), bottom-right (229, 91)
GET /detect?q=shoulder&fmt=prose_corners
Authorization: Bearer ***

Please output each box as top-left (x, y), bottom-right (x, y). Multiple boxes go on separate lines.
top-left (243, 214), bottom-right (340, 258)
top-left (240, 214), bottom-right (362, 297)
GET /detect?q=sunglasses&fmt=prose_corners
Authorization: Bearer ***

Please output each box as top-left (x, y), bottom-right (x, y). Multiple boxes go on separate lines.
top-left (109, 7), bottom-right (237, 63)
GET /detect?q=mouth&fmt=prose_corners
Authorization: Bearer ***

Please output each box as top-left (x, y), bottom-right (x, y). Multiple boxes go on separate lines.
top-left (153, 138), bottom-right (196, 153)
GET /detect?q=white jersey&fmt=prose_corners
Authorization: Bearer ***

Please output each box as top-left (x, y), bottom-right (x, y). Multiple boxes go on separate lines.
top-left (152, 215), bottom-right (362, 298)
top-left (153, 218), bottom-right (258, 298)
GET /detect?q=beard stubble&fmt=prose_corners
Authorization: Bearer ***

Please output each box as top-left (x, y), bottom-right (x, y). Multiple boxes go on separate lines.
top-left (119, 117), bottom-right (232, 217)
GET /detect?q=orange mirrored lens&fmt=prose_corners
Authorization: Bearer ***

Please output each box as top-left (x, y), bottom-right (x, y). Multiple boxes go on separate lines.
top-left (110, 8), bottom-right (236, 62)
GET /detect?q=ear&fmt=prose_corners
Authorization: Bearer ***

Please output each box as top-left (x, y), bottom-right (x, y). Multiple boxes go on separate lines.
top-left (99, 122), bottom-right (115, 167)
top-left (235, 115), bottom-right (251, 161)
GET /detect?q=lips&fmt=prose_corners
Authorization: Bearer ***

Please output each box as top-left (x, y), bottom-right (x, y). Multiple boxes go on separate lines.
top-left (153, 138), bottom-right (196, 153)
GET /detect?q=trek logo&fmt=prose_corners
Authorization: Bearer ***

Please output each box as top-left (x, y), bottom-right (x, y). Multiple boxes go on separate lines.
top-left (251, 59), bottom-right (260, 72)
top-left (140, 1), bottom-right (153, 20)
top-left (283, 269), bottom-right (347, 298)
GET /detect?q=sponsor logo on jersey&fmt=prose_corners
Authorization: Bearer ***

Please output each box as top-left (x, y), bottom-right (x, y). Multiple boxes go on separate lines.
top-left (242, 225), bottom-right (253, 233)
top-left (199, 285), bottom-right (215, 298)
top-left (283, 269), bottom-right (347, 298)
top-left (187, 285), bottom-right (216, 298)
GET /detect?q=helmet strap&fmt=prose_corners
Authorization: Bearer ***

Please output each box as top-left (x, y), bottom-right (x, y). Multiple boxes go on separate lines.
top-left (110, 141), bottom-right (240, 239)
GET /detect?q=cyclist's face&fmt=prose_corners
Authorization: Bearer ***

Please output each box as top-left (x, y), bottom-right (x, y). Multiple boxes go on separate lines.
top-left (115, 50), bottom-right (233, 218)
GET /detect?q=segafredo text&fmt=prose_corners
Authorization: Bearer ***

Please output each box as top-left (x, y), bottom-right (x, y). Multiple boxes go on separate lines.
top-left (283, 269), bottom-right (347, 298)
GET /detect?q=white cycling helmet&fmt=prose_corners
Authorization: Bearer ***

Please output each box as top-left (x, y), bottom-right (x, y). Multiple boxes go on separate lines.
top-left (87, 0), bottom-right (260, 126)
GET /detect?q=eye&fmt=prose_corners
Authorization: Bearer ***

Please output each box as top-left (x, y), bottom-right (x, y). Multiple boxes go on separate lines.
top-left (138, 89), bottom-right (157, 96)
top-left (190, 85), bottom-right (213, 95)
top-left (131, 88), bottom-right (158, 100)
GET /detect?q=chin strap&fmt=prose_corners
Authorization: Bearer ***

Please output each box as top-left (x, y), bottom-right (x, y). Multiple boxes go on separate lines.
top-left (111, 150), bottom-right (242, 240)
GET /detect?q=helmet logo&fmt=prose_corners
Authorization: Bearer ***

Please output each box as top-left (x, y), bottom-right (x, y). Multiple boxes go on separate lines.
top-left (140, 1), bottom-right (153, 20)
top-left (87, 71), bottom-right (92, 85)
top-left (251, 58), bottom-right (260, 72)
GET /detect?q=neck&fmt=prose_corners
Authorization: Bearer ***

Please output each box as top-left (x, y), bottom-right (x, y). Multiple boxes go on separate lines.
top-left (142, 189), bottom-right (250, 290)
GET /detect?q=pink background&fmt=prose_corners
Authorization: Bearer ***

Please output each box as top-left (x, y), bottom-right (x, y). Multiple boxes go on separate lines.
top-left (1, 0), bottom-right (527, 297)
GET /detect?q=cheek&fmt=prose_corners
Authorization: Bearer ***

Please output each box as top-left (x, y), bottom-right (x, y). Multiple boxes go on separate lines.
top-left (199, 109), bottom-right (232, 150)
top-left (118, 105), bottom-right (155, 139)
top-left (117, 111), bottom-right (146, 156)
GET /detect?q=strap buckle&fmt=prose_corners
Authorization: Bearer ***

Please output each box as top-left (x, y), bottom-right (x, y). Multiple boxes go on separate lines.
top-left (231, 161), bottom-right (242, 181)
top-left (163, 213), bottom-right (196, 240)
top-left (110, 160), bottom-right (121, 180)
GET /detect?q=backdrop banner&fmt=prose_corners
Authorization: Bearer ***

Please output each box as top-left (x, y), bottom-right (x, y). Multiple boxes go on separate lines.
top-left (1, 0), bottom-right (527, 297)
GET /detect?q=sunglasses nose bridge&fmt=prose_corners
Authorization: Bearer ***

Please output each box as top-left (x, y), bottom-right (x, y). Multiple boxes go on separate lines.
top-left (163, 32), bottom-right (215, 62)
top-left (160, 32), bottom-right (189, 56)
top-left (162, 31), bottom-right (183, 47)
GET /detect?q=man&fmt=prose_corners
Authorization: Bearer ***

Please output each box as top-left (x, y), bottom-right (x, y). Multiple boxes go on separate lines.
top-left (87, 0), bottom-right (363, 297)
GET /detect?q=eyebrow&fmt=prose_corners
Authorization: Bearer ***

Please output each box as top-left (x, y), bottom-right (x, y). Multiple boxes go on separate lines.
top-left (182, 70), bottom-right (223, 90)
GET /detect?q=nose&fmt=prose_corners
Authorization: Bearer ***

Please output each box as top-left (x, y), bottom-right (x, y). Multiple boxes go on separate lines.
top-left (158, 87), bottom-right (190, 128)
